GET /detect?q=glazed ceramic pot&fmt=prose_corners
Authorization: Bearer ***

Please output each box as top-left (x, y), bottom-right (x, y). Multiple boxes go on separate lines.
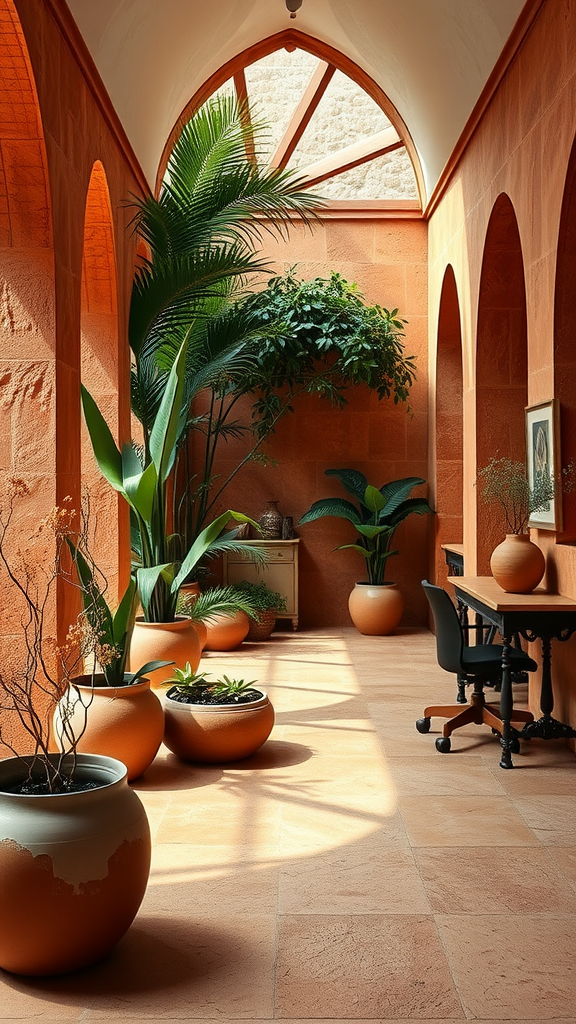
top-left (348, 582), bottom-right (404, 635)
top-left (163, 690), bottom-right (275, 763)
top-left (490, 533), bottom-right (546, 593)
top-left (203, 610), bottom-right (250, 651)
top-left (0, 754), bottom-right (150, 977)
top-left (130, 615), bottom-right (201, 686)
top-left (246, 608), bottom-right (277, 642)
top-left (258, 500), bottom-right (283, 539)
top-left (53, 675), bottom-right (165, 781)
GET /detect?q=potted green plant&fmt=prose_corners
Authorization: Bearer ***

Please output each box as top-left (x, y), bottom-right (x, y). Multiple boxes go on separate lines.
top-left (299, 469), bottom-right (433, 635)
top-left (477, 456), bottom-right (571, 592)
top-left (178, 584), bottom-right (258, 651)
top-left (161, 665), bottom-right (274, 763)
top-left (82, 335), bottom-right (259, 683)
top-left (52, 512), bottom-right (172, 781)
top-left (229, 579), bottom-right (287, 641)
top-left (0, 481), bottom-right (151, 977)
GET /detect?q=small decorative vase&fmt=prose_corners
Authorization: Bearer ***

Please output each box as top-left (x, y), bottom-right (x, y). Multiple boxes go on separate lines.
top-left (54, 676), bottom-right (165, 781)
top-left (258, 500), bottom-right (283, 539)
top-left (490, 533), bottom-right (546, 593)
top-left (348, 582), bottom-right (404, 635)
top-left (163, 691), bottom-right (275, 763)
top-left (130, 615), bottom-right (201, 687)
top-left (203, 610), bottom-right (250, 651)
top-left (0, 754), bottom-right (150, 976)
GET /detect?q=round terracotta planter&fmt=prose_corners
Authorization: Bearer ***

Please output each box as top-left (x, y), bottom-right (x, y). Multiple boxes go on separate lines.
top-left (163, 690), bottom-right (275, 763)
top-left (490, 533), bottom-right (546, 593)
top-left (0, 754), bottom-right (150, 977)
top-left (203, 610), bottom-right (250, 651)
top-left (348, 582), bottom-right (404, 635)
top-left (53, 675), bottom-right (165, 781)
top-left (130, 615), bottom-right (201, 686)
top-left (246, 608), bottom-right (277, 641)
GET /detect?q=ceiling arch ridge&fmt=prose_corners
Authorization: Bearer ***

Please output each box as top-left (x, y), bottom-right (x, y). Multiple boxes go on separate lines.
top-left (154, 28), bottom-right (425, 209)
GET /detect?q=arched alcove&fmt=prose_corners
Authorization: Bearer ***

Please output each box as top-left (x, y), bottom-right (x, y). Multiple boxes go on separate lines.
top-left (476, 193), bottom-right (528, 573)
top-left (435, 265), bottom-right (463, 586)
top-left (0, 0), bottom-right (55, 749)
top-left (80, 160), bottom-right (120, 592)
top-left (554, 131), bottom-right (576, 542)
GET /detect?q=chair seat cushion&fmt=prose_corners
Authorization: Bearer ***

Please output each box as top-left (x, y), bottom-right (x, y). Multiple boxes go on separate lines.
top-left (461, 643), bottom-right (537, 676)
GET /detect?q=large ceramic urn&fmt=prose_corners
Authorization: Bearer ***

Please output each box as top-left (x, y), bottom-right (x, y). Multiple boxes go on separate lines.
top-left (348, 582), bottom-right (404, 635)
top-left (130, 615), bottom-right (201, 686)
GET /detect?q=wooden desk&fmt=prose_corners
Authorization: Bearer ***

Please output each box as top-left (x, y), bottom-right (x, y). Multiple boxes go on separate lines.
top-left (448, 576), bottom-right (576, 768)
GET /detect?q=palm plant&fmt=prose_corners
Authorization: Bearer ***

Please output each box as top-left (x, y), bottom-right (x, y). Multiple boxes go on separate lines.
top-left (299, 469), bottom-right (433, 585)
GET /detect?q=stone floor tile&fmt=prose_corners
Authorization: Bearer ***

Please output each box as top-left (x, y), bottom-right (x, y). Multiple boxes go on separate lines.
top-left (398, 795), bottom-right (540, 847)
top-left (386, 754), bottom-right (504, 796)
top-left (513, 795), bottom-right (576, 845)
top-left (275, 914), bottom-right (463, 1019)
top-left (278, 844), bottom-right (431, 915)
top-left (436, 913), bottom-right (576, 1019)
top-left (415, 846), bottom-right (576, 913)
top-left (547, 847), bottom-right (576, 890)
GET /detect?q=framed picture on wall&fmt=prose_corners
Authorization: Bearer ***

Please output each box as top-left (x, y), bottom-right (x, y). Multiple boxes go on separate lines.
top-left (525, 399), bottom-right (561, 530)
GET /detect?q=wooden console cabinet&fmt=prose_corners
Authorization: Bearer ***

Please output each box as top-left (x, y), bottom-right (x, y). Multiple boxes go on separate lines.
top-left (222, 539), bottom-right (299, 630)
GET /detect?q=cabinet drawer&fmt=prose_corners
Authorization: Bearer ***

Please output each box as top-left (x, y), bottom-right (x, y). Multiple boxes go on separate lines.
top-left (232, 544), bottom-right (294, 563)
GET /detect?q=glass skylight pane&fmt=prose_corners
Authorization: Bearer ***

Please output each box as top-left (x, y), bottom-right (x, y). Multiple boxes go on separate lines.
top-left (243, 49), bottom-right (320, 161)
top-left (288, 69), bottom-right (391, 169)
top-left (317, 148), bottom-right (418, 200)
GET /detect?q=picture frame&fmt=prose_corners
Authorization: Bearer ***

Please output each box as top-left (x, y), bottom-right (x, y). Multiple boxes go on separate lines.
top-left (525, 399), bottom-right (561, 530)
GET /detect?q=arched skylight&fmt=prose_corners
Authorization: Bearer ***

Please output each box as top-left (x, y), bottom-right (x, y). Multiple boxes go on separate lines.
top-left (211, 47), bottom-right (419, 203)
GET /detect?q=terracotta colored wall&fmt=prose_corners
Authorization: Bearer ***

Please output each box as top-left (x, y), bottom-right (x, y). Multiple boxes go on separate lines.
top-left (0, 0), bottom-right (142, 754)
top-left (427, 0), bottom-right (576, 728)
top-left (205, 215), bottom-right (430, 628)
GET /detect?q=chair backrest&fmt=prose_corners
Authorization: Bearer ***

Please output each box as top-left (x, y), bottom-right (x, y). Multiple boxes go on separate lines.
top-left (421, 580), bottom-right (464, 675)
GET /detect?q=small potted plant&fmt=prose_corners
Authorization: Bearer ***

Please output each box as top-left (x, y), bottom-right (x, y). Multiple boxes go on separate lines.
top-left (162, 665), bottom-right (274, 763)
top-left (0, 480), bottom-right (151, 976)
top-left (229, 579), bottom-right (287, 641)
top-left (52, 504), bottom-right (172, 781)
top-left (178, 584), bottom-right (258, 651)
top-left (299, 468), bottom-right (433, 634)
top-left (477, 456), bottom-right (571, 592)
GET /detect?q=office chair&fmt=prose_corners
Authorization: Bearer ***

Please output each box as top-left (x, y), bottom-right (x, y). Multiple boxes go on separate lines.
top-left (416, 580), bottom-right (536, 753)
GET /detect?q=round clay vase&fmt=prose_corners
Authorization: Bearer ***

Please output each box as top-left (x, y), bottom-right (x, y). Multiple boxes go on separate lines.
top-left (163, 691), bottom-right (275, 763)
top-left (246, 608), bottom-right (277, 642)
top-left (53, 675), bottom-right (165, 781)
top-left (203, 610), bottom-right (250, 651)
top-left (348, 582), bottom-right (404, 635)
top-left (0, 753), bottom-right (150, 977)
top-left (490, 533), bottom-right (546, 593)
top-left (130, 615), bottom-right (201, 686)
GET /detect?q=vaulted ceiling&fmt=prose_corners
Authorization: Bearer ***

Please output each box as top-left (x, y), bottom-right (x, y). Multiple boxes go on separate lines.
top-left (65, 0), bottom-right (528, 200)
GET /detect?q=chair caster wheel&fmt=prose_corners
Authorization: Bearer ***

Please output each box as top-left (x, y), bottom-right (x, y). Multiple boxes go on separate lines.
top-left (435, 736), bottom-right (451, 753)
top-left (416, 717), bottom-right (431, 734)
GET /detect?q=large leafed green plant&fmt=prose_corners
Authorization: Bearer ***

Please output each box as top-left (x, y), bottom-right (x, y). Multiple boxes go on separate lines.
top-left (299, 469), bottom-right (433, 585)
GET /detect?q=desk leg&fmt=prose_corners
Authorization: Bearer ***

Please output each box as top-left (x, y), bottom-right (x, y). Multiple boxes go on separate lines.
top-left (521, 634), bottom-right (576, 740)
top-left (499, 635), bottom-right (514, 769)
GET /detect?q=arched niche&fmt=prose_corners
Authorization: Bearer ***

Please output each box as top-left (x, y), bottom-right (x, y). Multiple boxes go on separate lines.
top-left (0, 0), bottom-right (55, 750)
top-left (80, 160), bottom-right (120, 593)
top-left (476, 193), bottom-right (528, 573)
top-left (553, 131), bottom-right (576, 542)
top-left (435, 265), bottom-right (463, 586)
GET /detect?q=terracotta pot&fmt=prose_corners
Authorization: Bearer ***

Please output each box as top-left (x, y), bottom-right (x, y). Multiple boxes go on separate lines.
top-left (163, 691), bottom-right (275, 763)
top-left (130, 615), bottom-right (201, 686)
top-left (348, 582), bottom-right (404, 635)
top-left (490, 533), bottom-right (546, 593)
top-left (203, 610), bottom-right (250, 651)
top-left (246, 608), bottom-right (277, 641)
top-left (0, 754), bottom-right (150, 977)
top-left (53, 675), bottom-right (165, 781)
